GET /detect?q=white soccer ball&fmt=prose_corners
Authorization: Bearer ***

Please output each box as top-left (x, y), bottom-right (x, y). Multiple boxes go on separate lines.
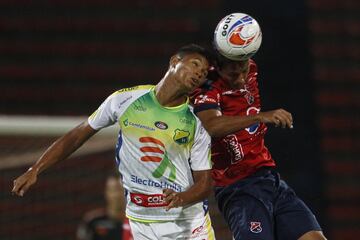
top-left (214, 13), bottom-right (262, 61)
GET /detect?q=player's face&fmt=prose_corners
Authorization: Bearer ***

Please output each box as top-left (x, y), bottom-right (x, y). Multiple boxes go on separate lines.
top-left (173, 53), bottom-right (209, 92)
top-left (218, 59), bottom-right (250, 89)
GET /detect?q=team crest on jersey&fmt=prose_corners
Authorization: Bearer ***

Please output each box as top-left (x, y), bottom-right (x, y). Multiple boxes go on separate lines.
top-left (173, 129), bottom-right (190, 144)
top-left (249, 222), bottom-right (262, 233)
top-left (245, 93), bottom-right (254, 105)
top-left (240, 88), bottom-right (254, 105)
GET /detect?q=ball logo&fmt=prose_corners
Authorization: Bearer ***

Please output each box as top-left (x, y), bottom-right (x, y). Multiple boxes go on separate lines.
top-left (229, 24), bottom-right (256, 47)
top-left (221, 14), bottom-right (235, 36)
top-left (250, 222), bottom-right (262, 233)
top-left (154, 121), bottom-right (168, 130)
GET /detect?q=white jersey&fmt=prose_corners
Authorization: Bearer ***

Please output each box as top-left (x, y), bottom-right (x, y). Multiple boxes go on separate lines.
top-left (88, 85), bottom-right (212, 222)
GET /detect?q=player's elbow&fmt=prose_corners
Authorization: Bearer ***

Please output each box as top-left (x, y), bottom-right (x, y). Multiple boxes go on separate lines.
top-left (201, 176), bottom-right (213, 198)
top-left (205, 126), bottom-right (227, 138)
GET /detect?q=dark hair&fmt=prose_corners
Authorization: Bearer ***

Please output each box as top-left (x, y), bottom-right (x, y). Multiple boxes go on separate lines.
top-left (213, 49), bottom-right (233, 69)
top-left (213, 48), bottom-right (248, 70)
top-left (175, 44), bottom-right (215, 67)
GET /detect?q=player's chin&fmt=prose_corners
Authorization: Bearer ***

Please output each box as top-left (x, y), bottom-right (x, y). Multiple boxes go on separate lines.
top-left (185, 82), bottom-right (198, 92)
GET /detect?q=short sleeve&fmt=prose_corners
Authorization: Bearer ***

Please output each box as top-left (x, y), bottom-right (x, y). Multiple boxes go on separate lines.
top-left (88, 90), bottom-right (134, 130)
top-left (192, 86), bottom-right (221, 114)
top-left (189, 117), bottom-right (212, 171)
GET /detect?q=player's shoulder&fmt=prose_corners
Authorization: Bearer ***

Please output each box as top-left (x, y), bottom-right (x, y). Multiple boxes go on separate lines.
top-left (193, 73), bottom-right (222, 95)
top-left (107, 85), bottom-right (154, 101)
top-left (113, 85), bottom-right (154, 95)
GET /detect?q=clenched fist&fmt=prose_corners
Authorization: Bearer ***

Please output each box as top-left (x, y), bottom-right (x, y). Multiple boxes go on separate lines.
top-left (258, 109), bottom-right (293, 129)
top-left (12, 167), bottom-right (38, 196)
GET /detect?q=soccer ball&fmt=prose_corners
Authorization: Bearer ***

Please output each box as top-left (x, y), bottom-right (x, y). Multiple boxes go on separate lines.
top-left (214, 13), bottom-right (262, 61)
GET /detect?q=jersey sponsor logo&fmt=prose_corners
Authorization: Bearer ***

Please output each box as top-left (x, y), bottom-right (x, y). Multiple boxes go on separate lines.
top-left (173, 129), bottom-right (190, 144)
top-left (154, 121), bottom-right (168, 130)
top-left (139, 137), bottom-right (176, 182)
top-left (249, 221), bottom-right (262, 233)
top-left (133, 195), bottom-right (143, 205)
top-left (245, 107), bottom-right (260, 134)
top-left (123, 119), bottom-right (129, 126)
top-left (130, 192), bottom-right (167, 207)
top-left (195, 94), bottom-right (217, 104)
top-left (123, 119), bottom-right (155, 131)
top-left (118, 96), bottom-right (132, 109)
top-left (223, 134), bottom-right (244, 163)
top-left (130, 175), bottom-right (182, 192)
top-left (117, 86), bottom-right (139, 93)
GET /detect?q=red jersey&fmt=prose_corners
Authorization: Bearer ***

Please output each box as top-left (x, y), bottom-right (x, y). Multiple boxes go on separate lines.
top-left (192, 59), bottom-right (275, 187)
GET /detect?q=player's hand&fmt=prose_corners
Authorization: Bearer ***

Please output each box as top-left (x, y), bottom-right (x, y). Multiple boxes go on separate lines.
top-left (258, 109), bottom-right (293, 129)
top-left (12, 167), bottom-right (38, 197)
top-left (163, 188), bottom-right (184, 211)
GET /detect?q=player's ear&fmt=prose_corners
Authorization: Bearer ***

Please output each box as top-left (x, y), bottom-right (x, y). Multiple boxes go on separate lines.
top-left (169, 55), bottom-right (181, 68)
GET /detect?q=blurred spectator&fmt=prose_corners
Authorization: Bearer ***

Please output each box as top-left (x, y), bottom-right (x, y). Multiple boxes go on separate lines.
top-left (77, 175), bottom-right (133, 240)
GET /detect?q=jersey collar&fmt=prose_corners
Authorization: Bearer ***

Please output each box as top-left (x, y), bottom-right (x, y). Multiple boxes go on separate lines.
top-left (150, 88), bottom-right (189, 112)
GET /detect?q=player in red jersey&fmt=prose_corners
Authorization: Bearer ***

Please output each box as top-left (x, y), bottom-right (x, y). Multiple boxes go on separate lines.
top-left (192, 52), bottom-right (327, 240)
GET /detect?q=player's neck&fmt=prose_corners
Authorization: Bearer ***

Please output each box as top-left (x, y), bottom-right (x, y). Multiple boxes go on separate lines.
top-left (155, 78), bottom-right (187, 107)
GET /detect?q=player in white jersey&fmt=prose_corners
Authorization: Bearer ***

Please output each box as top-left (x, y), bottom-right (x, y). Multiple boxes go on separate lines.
top-left (12, 44), bottom-right (216, 239)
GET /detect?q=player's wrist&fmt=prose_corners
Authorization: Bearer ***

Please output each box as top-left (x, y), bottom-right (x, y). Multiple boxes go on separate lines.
top-left (28, 166), bottom-right (40, 175)
top-left (254, 113), bottom-right (263, 123)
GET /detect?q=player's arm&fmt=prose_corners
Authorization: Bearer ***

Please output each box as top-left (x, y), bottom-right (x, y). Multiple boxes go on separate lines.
top-left (163, 169), bottom-right (212, 211)
top-left (12, 121), bottom-right (98, 196)
top-left (197, 108), bottom-right (293, 138)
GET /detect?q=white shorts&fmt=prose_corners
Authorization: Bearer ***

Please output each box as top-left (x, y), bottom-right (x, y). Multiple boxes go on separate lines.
top-left (129, 213), bottom-right (216, 240)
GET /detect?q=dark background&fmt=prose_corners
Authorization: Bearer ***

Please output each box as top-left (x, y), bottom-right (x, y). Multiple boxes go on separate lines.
top-left (0, 0), bottom-right (359, 239)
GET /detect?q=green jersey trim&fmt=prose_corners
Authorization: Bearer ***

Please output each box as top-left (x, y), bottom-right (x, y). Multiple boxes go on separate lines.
top-left (149, 88), bottom-right (190, 112)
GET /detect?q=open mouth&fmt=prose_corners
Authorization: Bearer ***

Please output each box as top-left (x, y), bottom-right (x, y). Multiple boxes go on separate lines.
top-left (191, 77), bottom-right (199, 86)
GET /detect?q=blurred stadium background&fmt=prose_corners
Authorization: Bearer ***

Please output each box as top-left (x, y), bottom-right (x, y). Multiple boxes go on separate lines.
top-left (0, 0), bottom-right (359, 239)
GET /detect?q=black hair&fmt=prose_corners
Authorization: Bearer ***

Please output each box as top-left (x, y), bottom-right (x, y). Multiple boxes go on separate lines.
top-left (175, 44), bottom-right (215, 68)
top-left (212, 49), bottom-right (232, 69)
